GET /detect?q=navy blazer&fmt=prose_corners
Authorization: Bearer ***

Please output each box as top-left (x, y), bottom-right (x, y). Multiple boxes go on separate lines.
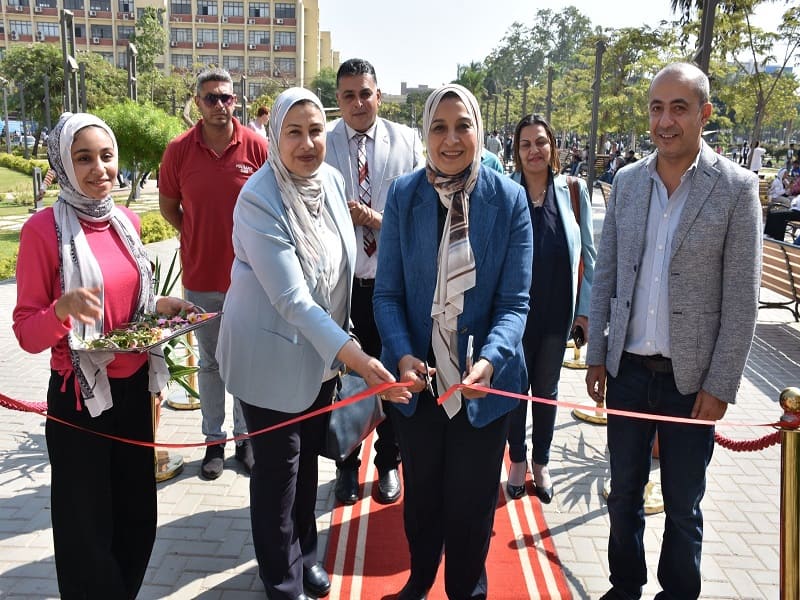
top-left (373, 166), bottom-right (533, 427)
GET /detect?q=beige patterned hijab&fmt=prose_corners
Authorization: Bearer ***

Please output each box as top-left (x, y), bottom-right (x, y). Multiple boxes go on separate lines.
top-left (423, 84), bottom-right (483, 418)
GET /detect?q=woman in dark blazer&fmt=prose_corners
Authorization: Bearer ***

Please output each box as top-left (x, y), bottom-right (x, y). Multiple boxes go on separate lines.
top-left (505, 114), bottom-right (596, 504)
top-left (373, 84), bottom-right (533, 600)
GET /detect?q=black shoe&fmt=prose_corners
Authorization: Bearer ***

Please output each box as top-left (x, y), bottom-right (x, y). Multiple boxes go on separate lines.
top-left (334, 468), bottom-right (359, 505)
top-left (534, 484), bottom-right (554, 504)
top-left (506, 482), bottom-right (526, 499)
top-left (201, 444), bottom-right (224, 480)
top-left (376, 468), bottom-right (401, 504)
top-left (303, 563), bottom-right (331, 597)
top-left (397, 579), bottom-right (430, 600)
top-left (235, 439), bottom-right (254, 475)
top-left (599, 588), bottom-right (640, 600)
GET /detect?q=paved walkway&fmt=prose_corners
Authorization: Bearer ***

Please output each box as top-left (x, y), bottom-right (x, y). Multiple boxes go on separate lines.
top-left (0, 189), bottom-right (796, 599)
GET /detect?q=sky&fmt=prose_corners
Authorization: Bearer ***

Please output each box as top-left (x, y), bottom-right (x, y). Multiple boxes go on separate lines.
top-left (318, 0), bottom-right (788, 95)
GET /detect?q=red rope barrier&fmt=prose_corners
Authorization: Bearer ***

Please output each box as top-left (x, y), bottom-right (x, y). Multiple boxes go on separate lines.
top-left (714, 430), bottom-right (781, 452)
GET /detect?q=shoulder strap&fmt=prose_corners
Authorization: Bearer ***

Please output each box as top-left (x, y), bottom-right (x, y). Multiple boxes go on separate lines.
top-left (566, 175), bottom-right (581, 224)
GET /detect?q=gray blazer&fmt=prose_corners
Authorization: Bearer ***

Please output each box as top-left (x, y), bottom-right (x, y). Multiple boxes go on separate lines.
top-left (586, 142), bottom-right (762, 403)
top-left (216, 162), bottom-right (356, 412)
top-left (325, 117), bottom-right (424, 222)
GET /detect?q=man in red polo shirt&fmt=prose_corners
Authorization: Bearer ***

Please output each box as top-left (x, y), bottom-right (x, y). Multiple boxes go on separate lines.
top-left (159, 67), bottom-right (268, 480)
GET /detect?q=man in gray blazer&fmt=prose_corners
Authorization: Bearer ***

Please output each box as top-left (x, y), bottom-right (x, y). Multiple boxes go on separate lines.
top-left (325, 58), bottom-right (424, 505)
top-left (586, 62), bottom-right (762, 600)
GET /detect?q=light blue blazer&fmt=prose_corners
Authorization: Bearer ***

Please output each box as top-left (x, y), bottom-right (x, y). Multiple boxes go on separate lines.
top-left (373, 167), bottom-right (533, 427)
top-left (510, 171), bottom-right (597, 323)
top-left (216, 162), bottom-right (356, 412)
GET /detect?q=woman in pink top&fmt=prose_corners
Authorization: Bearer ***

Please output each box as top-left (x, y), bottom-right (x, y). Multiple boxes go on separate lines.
top-left (13, 112), bottom-right (192, 599)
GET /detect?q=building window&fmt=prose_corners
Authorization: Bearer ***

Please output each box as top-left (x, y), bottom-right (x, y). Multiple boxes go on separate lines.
top-left (222, 29), bottom-right (243, 44)
top-left (248, 82), bottom-right (265, 98)
top-left (117, 52), bottom-right (128, 68)
top-left (171, 27), bottom-right (191, 42)
top-left (273, 30), bottom-right (293, 46)
top-left (171, 53), bottom-right (192, 69)
top-left (170, 0), bottom-right (190, 14)
top-left (273, 2), bottom-right (293, 19)
top-left (248, 1), bottom-right (267, 17)
top-left (221, 0), bottom-right (241, 16)
top-left (248, 29), bottom-right (267, 45)
top-left (117, 0), bottom-right (132, 11)
top-left (117, 25), bottom-right (134, 38)
top-left (222, 55), bottom-right (243, 71)
top-left (91, 24), bottom-right (112, 37)
top-left (248, 56), bottom-right (268, 73)
top-left (8, 20), bottom-right (32, 35)
top-left (198, 54), bottom-right (217, 67)
top-left (36, 0), bottom-right (57, 6)
top-left (99, 52), bottom-right (113, 63)
top-left (274, 57), bottom-right (294, 75)
top-left (75, 25), bottom-right (84, 36)
top-left (89, 0), bottom-right (110, 10)
top-left (37, 22), bottom-right (58, 37)
top-left (196, 28), bottom-right (217, 42)
top-left (64, 0), bottom-right (83, 8)
top-left (196, 0), bottom-right (217, 16)
top-left (7, 0), bottom-right (30, 7)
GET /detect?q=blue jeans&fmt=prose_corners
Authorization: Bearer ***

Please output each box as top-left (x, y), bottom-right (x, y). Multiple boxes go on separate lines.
top-left (185, 289), bottom-right (247, 444)
top-left (507, 333), bottom-right (566, 465)
top-left (605, 355), bottom-right (715, 600)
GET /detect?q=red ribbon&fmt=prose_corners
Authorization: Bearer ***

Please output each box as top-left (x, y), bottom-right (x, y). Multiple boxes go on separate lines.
top-left (2, 382), bottom-right (798, 450)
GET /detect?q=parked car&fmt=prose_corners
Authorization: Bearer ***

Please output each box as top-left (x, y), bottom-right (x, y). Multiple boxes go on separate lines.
top-left (10, 135), bottom-right (36, 147)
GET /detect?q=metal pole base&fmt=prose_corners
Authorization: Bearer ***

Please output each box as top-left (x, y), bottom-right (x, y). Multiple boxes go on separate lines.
top-left (155, 450), bottom-right (184, 483)
top-left (572, 406), bottom-right (608, 425)
top-left (563, 344), bottom-right (588, 370)
top-left (165, 387), bottom-right (201, 410)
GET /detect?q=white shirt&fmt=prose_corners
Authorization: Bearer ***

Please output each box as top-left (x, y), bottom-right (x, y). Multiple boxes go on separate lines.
top-left (750, 146), bottom-right (766, 172)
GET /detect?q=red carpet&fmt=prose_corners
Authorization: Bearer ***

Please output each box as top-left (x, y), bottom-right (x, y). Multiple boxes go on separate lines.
top-left (324, 431), bottom-right (572, 599)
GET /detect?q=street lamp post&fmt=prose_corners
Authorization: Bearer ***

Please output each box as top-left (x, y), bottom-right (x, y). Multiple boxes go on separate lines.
top-left (60, 9), bottom-right (79, 112)
top-left (503, 89), bottom-right (510, 136)
top-left (0, 77), bottom-right (10, 154)
top-left (127, 43), bottom-right (138, 102)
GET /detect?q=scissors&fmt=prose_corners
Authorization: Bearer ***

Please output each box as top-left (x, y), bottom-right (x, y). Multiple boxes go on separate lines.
top-left (419, 360), bottom-right (436, 398)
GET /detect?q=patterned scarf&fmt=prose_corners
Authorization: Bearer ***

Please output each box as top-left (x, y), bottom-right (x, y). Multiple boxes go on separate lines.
top-left (48, 112), bottom-right (168, 417)
top-left (423, 84), bottom-right (483, 418)
top-left (267, 87), bottom-right (334, 309)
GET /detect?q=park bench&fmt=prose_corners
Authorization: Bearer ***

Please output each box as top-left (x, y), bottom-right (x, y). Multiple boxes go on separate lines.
top-left (597, 181), bottom-right (613, 208)
top-left (579, 154), bottom-right (609, 178)
top-left (760, 237), bottom-right (800, 321)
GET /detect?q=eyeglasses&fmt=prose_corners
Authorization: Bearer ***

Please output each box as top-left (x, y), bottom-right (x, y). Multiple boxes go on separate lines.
top-left (200, 93), bottom-right (236, 107)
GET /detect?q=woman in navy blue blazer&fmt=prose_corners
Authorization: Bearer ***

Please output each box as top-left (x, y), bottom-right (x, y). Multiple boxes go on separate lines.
top-left (505, 114), bottom-right (596, 504)
top-left (373, 84), bottom-right (533, 600)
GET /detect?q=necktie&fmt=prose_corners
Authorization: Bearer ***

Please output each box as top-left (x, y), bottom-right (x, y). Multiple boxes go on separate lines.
top-left (356, 133), bottom-right (376, 257)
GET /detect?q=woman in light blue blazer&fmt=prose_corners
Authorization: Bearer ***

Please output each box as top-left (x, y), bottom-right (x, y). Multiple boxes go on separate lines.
top-left (505, 114), bottom-right (597, 504)
top-left (373, 84), bottom-right (533, 599)
top-left (216, 87), bottom-right (403, 600)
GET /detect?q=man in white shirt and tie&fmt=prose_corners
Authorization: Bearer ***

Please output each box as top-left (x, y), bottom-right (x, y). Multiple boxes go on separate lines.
top-left (325, 58), bottom-right (424, 505)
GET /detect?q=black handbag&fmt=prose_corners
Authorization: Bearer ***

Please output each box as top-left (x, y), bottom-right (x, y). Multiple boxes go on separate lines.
top-left (322, 373), bottom-right (385, 463)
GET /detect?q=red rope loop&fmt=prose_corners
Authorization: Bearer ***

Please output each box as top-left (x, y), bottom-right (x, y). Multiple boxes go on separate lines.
top-left (714, 430), bottom-right (781, 452)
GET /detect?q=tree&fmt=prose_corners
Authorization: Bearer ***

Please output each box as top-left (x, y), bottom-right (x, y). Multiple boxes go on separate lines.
top-left (0, 43), bottom-right (64, 150)
top-left (454, 62), bottom-right (487, 97)
top-left (309, 67), bottom-right (337, 108)
top-left (97, 100), bottom-right (184, 205)
top-left (131, 7), bottom-right (168, 100)
top-left (77, 51), bottom-right (128, 110)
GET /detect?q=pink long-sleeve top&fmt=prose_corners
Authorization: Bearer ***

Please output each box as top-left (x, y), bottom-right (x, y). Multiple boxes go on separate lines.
top-left (13, 206), bottom-right (148, 379)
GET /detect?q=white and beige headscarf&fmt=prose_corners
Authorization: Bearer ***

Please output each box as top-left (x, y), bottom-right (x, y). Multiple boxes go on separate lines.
top-left (48, 112), bottom-right (168, 417)
top-left (267, 87), bottom-right (335, 309)
top-left (423, 84), bottom-right (483, 418)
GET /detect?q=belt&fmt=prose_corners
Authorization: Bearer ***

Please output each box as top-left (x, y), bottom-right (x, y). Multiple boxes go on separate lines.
top-left (354, 277), bottom-right (375, 288)
top-left (622, 352), bottom-right (674, 374)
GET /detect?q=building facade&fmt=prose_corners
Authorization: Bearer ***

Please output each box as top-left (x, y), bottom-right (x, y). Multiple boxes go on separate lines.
top-left (1, 0), bottom-right (338, 98)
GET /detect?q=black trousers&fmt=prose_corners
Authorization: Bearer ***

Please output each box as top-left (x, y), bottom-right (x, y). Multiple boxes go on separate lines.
top-left (240, 378), bottom-right (336, 600)
top-left (45, 364), bottom-right (156, 600)
top-left (338, 280), bottom-right (401, 474)
top-left (392, 392), bottom-right (511, 599)
top-left (764, 208), bottom-right (800, 241)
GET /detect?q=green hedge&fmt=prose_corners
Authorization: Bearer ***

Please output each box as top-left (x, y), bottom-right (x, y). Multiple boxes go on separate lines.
top-left (0, 152), bottom-right (49, 176)
top-left (1, 212), bottom-right (177, 281)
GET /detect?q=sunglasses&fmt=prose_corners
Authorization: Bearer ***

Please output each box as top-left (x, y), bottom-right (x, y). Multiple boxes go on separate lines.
top-left (200, 93), bottom-right (236, 107)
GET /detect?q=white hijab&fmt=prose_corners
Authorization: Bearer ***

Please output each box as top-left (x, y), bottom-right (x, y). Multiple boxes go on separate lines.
top-left (267, 87), bottom-right (335, 308)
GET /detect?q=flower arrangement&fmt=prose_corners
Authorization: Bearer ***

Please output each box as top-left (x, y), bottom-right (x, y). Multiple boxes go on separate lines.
top-left (83, 310), bottom-right (217, 351)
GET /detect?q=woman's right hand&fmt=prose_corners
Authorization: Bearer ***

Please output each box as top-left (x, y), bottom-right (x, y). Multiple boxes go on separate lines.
top-left (54, 286), bottom-right (103, 325)
top-left (397, 354), bottom-right (435, 394)
top-left (338, 340), bottom-right (411, 404)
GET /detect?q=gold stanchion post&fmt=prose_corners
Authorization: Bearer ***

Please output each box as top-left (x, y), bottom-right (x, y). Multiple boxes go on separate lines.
top-left (153, 392), bottom-right (184, 483)
top-left (779, 387), bottom-right (800, 599)
top-left (165, 329), bottom-right (201, 410)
